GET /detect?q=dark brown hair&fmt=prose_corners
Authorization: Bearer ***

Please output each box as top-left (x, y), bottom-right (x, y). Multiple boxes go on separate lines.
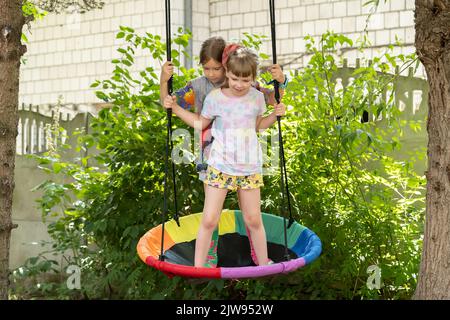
top-left (199, 36), bottom-right (226, 65)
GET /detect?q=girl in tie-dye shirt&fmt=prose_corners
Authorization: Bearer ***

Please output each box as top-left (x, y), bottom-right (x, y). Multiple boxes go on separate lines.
top-left (163, 45), bottom-right (286, 268)
top-left (160, 37), bottom-right (288, 268)
top-left (159, 37), bottom-right (288, 180)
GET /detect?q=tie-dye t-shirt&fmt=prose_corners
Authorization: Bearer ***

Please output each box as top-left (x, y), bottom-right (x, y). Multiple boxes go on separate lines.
top-left (201, 87), bottom-right (267, 176)
top-left (175, 76), bottom-right (274, 176)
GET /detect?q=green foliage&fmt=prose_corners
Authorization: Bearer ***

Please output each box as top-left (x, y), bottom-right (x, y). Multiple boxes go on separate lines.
top-left (13, 30), bottom-right (424, 300)
top-left (22, 1), bottom-right (47, 20)
top-left (21, 0), bottom-right (47, 64)
top-left (258, 31), bottom-right (424, 299)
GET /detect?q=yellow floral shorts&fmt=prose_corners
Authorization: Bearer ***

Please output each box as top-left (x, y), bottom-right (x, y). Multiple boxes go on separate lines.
top-left (203, 166), bottom-right (264, 191)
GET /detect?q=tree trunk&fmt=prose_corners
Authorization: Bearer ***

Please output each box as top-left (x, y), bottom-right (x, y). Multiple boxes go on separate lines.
top-left (414, 0), bottom-right (450, 299)
top-left (0, 0), bottom-right (26, 300)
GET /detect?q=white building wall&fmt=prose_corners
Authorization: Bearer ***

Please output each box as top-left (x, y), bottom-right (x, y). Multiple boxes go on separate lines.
top-left (19, 0), bottom-right (418, 106)
top-left (19, 0), bottom-right (210, 106)
top-left (209, 0), bottom-right (416, 71)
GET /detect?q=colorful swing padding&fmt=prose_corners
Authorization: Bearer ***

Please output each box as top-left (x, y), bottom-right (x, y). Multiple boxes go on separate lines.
top-left (137, 209), bottom-right (322, 279)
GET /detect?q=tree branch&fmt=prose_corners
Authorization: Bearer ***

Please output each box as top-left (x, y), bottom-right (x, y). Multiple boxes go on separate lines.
top-left (0, 223), bottom-right (18, 232)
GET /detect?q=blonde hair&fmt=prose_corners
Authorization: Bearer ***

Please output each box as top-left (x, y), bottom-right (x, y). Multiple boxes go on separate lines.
top-left (224, 47), bottom-right (259, 80)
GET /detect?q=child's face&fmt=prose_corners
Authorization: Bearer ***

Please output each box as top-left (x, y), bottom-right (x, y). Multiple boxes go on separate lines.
top-left (226, 71), bottom-right (253, 97)
top-left (202, 59), bottom-right (225, 84)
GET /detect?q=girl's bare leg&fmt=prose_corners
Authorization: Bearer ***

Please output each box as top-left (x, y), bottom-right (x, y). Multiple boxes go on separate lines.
top-left (237, 193), bottom-right (258, 264)
top-left (237, 188), bottom-right (269, 265)
top-left (195, 184), bottom-right (228, 267)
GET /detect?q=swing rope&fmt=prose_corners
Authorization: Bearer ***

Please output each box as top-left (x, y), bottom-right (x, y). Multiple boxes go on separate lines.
top-left (160, 0), bottom-right (180, 262)
top-left (269, 0), bottom-right (294, 262)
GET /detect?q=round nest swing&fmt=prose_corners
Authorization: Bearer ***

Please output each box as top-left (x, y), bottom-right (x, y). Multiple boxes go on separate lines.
top-left (137, 209), bottom-right (322, 279)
